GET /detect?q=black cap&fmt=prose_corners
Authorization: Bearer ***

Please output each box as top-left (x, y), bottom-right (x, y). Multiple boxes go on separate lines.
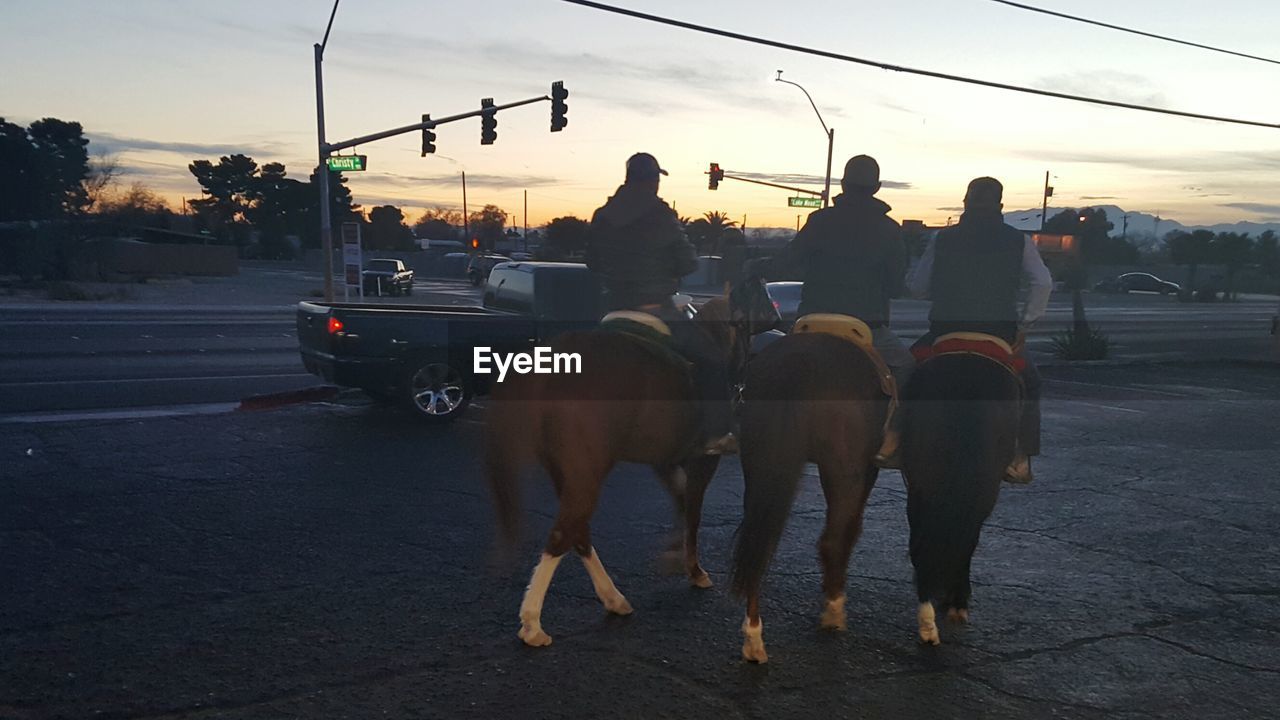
top-left (625, 152), bottom-right (668, 182)
top-left (964, 177), bottom-right (1004, 208)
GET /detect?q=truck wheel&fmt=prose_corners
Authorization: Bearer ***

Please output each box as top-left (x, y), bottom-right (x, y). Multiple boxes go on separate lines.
top-left (404, 361), bottom-right (471, 422)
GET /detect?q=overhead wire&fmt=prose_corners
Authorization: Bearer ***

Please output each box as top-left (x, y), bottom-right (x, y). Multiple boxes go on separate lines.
top-left (558, 0), bottom-right (1280, 130)
top-left (984, 0), bottom-right (1280, 67)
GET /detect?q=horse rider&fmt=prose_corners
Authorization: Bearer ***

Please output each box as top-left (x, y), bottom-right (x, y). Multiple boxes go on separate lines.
top-left (584, 152), bottom-right (737, 456)
top-left (757, 154), bottom-right (915, 457)
top-left (894, 176), bottom-right (1052, 484)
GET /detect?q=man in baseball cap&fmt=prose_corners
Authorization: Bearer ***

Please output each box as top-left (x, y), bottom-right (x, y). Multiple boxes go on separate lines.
top-left (585, 153), bottom-right (736, 455)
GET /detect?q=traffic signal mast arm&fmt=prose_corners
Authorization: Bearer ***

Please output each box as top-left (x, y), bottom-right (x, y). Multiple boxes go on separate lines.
top-left (324, 93), bottom-right (551, 154)
top-left (708, 167), bottom-right (825, 197)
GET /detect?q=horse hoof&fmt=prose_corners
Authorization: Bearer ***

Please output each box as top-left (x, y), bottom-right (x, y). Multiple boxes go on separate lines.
top-left (819, 595), bottom-right (846, 631)
top-left (917, 602), bottom-right (941, 645)
top-left (918, 625), bottom-right (941, 646)
top-left (742, 617), bottom-right (768, 663)
top-left (604, 594), bottom-right (634, 616)
top-left (742, 638), bottom-right (769, 663)
top-left (518, 625), bottom-right (553, 647)
top-left (946, 608), bottom-right (969, 624)
top-left (689, 570), bottom-right (714, 589)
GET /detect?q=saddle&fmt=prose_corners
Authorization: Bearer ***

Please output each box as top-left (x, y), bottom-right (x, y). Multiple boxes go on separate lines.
top-left (599, 310), bottom-right (689, 368)
top-left (791, 313), bottom-right (898, 401)
top-left (912, 332), bottom-right (1027, 374)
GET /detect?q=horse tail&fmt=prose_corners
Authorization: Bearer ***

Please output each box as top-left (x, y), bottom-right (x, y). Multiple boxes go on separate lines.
top-left (483, 375), bottom-right (541, 554)
top-left (730, 399), bottom-right (808, 600)
top-left (904, 357), bottom-right (1014, 608)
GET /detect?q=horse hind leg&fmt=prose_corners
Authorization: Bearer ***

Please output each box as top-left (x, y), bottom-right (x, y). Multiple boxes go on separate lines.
top-left (517, 460), bottom-right (611, 647)
top-left (681, 456), bottom-right (719, 588)
top-left (816, 463), bottom-right (873, 631)
top-left (581, 546), bottom-right (633, 615)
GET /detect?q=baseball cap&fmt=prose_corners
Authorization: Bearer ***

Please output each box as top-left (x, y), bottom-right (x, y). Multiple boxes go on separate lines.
top-left (625, 152), bottom-right (668, 181)
top-left (964, 177), bottom-right (1004, 207)
top-left (843, 155), bottom-right (880, 188)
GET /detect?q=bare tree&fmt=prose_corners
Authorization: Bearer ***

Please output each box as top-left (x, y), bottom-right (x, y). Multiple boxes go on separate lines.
top-left (82, 152), bottom-right (121, 214)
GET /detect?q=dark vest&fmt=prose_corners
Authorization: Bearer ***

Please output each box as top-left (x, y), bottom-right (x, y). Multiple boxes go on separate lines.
top-left (928, 217), bottom-right (1024, 342)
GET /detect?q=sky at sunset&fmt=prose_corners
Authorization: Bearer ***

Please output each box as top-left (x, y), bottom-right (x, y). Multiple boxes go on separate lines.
top-left (3, 0), bottom-right (1278, 231)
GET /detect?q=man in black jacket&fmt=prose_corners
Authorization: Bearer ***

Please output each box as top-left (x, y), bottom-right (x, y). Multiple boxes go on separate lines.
top-left (904, 177), bottom-right (1052, 483)
top-left (585, 152), bottom-right (735, 455)
top-left (764, 155), bottom-right (914, 460)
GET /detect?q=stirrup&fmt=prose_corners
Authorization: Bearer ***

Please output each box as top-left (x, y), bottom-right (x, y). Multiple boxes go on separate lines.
top-left (874, 450), bottom-right (902, 470)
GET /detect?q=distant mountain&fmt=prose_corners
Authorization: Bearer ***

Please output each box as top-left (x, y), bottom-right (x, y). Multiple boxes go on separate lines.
top-left (1004, 206), bottom-right (1280, 238)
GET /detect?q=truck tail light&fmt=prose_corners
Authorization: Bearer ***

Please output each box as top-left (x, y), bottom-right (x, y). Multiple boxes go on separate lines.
top-left (328, 316), bottom-right (344, 334)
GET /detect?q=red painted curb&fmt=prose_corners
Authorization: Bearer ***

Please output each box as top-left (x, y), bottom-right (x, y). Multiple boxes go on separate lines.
top-left (237, 386), bottom-right (340, 412)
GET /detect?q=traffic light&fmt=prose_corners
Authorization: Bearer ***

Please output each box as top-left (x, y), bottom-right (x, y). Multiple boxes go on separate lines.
top-left (471, 237), bottom-right (480, 250)
top-left (480, 98), bottom-right (497, 145)
top-left (421, 114), bottom-right (436, 155)
top-left (708, 162), bottom-right (724, 190)
top-left (551, 81), bottom-right (568, 132)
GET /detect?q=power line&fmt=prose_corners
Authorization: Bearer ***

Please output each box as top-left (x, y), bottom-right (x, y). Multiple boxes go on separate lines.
top-left (984, 0), bottom-right (1280, 67)
top-left (559, 0), bottom-right (1280, 131)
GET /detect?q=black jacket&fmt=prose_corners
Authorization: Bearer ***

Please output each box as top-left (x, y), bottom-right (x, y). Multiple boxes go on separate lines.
top-left (585, 185), bottom-right (698, 310)
top-left (928, 210), bottom-right (1025, 342)
top-left (773, 193), bottom-right (904, 325)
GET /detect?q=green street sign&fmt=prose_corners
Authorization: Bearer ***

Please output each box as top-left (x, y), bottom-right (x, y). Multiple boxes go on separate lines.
top-left (788, 196), bottom-right (822, 208)
top-left (326, 155), bottom-right (367, 172)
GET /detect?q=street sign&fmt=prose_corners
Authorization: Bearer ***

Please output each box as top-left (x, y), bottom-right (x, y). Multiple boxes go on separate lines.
top-left (326, 155), bottom-right (368, 172)
top-left (788, 196), bottom-right (822, 208)
top-left (341, 222), bottom-right (364, 301)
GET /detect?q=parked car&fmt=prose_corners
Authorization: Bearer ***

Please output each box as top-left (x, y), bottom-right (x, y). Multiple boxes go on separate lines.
top-left (299, 262), bottom-right (605, 423)
top-left (765, 281), bottom-right (803, 330)
top-left (1093, 272), bottom-right (1180, 295)
top-left (362, 258), bottom-right (414, 296)
top-left (467, 254), bottom-right (512, 286)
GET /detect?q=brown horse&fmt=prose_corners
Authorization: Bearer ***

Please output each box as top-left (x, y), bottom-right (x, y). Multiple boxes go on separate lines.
top-left (485, 278), bottom-right (777, 647)
top-left (900, 349), bottom-right (1022, 645)
top-left (729, 325), bottom-right (892, 663)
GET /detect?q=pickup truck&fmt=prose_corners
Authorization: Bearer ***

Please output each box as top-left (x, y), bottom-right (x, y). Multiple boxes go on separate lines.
top-left (297, 262), bottom-right (605, 422)
top-left (362, 258), bottom-right (415, 296)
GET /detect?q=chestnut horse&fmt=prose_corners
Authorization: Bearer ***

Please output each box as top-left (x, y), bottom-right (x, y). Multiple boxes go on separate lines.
top-left (729, 329), bottom-right (891, 663)
top-left (900, 350), bottom-right (1022, 645)
top-left (485, 278), bottom-right (777, 647)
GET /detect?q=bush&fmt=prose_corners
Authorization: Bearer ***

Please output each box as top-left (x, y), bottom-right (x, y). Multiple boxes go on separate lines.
top-left (1051, 326), bottom-right (1110, 360)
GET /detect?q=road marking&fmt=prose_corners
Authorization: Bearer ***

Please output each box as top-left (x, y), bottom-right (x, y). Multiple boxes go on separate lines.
top-left (0, 373), bottom-right (311, 387)
top-left (1059, 399), bottom-right (1145, 414)
top-left (1044, 377), bottom-right (1192, 398)
top-left (0, 402), bottom-right (240, 424)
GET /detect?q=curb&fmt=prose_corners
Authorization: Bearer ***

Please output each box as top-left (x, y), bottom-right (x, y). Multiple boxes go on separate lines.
top-left (237, 386), bottom-right (340, 412)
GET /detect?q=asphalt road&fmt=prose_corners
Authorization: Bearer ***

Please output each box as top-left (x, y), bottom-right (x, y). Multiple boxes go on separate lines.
top-left (0, 276), bottom-right (481, 416)
top-left (1, 266), bottom-right (1275, 417)
top-left (3, 363), bottom-right (1278, 718)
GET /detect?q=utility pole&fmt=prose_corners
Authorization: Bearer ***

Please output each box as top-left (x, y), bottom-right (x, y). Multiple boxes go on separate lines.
top-left (523, 190), bottom-right (529, 252)
top-left (1040, 170), bottom-right (1051, 232)
top-left (776, 71), bottom-right (835, 208)
top-left (462, 171), bottom-right (470, 244)
top-left (1122, 213), bottom-right (1129, 240)
top-left (796, 214), bottom-right (801, 232)
top-left (313, 0), bottom-right (342, 302)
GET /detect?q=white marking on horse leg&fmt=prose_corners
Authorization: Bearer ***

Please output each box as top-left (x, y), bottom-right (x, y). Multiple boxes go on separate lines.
top-left (819, 593), bottom-right (847, 631)
top-left (581, 547), bottom-right (633, 615)
top-left (741, 616), bottom-right (769, 663)
top-left (946, 607), bottom-right (970, 624)
top-left (917, 602), bottom-right (941, 645)
top-left (518, 552), bottom-right (563, 647)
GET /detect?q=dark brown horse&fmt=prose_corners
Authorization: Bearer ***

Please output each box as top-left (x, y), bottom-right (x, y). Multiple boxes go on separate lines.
top-left (729, 325), bottom-right (892, 662)
top-left (900, 349), bottom-right (1022, 644)
top-left (485, 279), bottom-right (777, 647)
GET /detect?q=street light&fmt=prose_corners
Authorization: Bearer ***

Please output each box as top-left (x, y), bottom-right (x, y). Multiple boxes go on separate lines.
top-left (314, 0), bottom-right (342, 302)
top-left (775, 70), bottom-right (835, 208)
